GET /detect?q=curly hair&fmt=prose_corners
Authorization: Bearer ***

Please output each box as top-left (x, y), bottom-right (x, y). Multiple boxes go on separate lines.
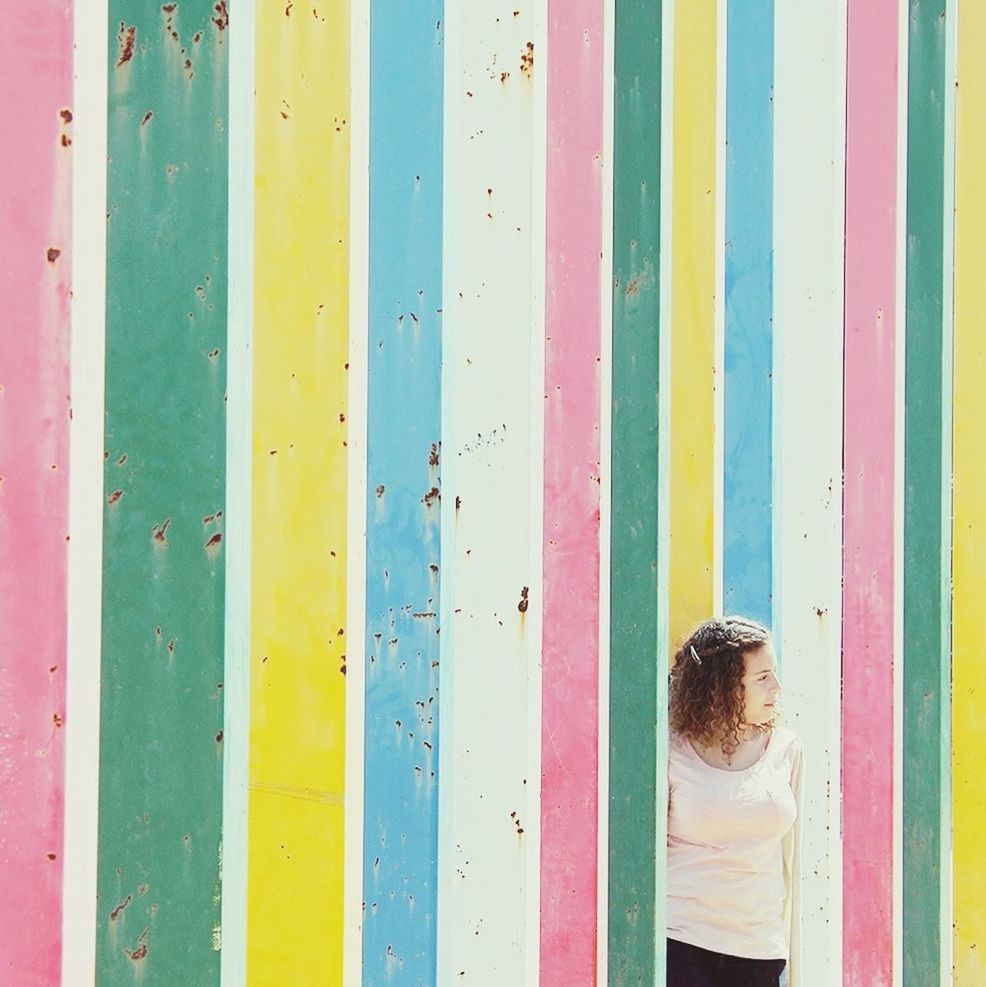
top-left (669, 615), bottom-right (775, 759)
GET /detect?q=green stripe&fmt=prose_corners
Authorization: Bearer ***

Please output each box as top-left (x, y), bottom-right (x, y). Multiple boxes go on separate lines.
top-left (97, 6), bottom-right (228, 983)
top-left (608, 1), bottom-right (665, 982)
top-left (903, 2), bottom-right (947, 984)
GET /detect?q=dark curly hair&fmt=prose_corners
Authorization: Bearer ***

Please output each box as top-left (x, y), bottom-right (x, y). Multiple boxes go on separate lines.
top-left (669, 615), bottom-right (775, 759)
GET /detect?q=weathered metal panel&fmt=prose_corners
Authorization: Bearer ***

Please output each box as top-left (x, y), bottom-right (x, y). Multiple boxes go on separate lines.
top-left (606, 0), bottom-right (664, 981)
top-left (540, 0), bottom-right (603, 983)
top-left (902, 3), bottom-right (949, 983)
top-left (772, 0), bottom-right (847, 981)
top-left (0, 3), bottom-right (73, 983)
top-left (842, 1), bottom-right (900, 983)
top-left (952, 2), bottom-right (986, 980)
top-left (669, 0), bottom-right (717, 645)
top-left (247, 0), bottom-right (350, 981)
top-left (437, 0), bottom-right (544, 978)
top-left (362, 0), bottom-right (444, 980)
top-left (221, 0), bottom-right (256, 982)
top-left (722, 0), bottom-right (772, 627)
top-left (96, 3), bottom-right (229, 982)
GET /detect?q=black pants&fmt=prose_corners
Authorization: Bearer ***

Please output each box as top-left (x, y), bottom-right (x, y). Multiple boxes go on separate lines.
top-left (667, 938), bottom-right (786, 987)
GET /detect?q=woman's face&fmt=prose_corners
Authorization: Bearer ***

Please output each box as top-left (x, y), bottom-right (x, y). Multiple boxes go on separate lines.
top-left (739, 643), bottom-right (781, 726)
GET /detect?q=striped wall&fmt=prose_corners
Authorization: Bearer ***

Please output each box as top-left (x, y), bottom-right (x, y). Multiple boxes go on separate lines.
top-left (1, 1), bottom-right (984, 984)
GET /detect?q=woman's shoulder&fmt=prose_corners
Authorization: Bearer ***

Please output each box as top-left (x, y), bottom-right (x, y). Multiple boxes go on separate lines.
top-left (771, 724), bottom-right (802, 760)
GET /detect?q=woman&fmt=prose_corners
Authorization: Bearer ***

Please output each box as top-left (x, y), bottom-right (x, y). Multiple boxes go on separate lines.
top-left (666, 616), bottom-right (803, 987)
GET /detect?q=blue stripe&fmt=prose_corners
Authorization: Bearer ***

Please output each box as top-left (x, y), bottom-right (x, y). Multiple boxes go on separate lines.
top-left (363, 2), bottom-right (444, 980)
top-left (723, 0), bottom-right (774, 628)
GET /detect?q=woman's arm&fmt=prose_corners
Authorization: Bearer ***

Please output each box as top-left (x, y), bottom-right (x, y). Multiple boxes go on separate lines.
top-left (782, 741), bottom-right (805, 986)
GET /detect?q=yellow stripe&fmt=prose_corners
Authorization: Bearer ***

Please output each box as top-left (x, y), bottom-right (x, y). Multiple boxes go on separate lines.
top-left (248, 3), bottom-right (350, 981)
top-left (953, 4), bottom-right (986, 981)
top-left (669, 0), bottom-right (717, 646)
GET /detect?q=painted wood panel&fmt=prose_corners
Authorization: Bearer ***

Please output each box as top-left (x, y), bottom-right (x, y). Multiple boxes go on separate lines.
top-left (902, 3), bottom-right (949, 983)
top-left (362, 0), bottom-right (444, 980)
top-left (952, 1), bottom-right (986, 980)
top-left (0, 3), bottom-right (73, 983)
top-left (842, 1), bottom-right (900, 983)
top-left (722, 0), bottom-right (772, 628)
top-left (669, 0), bottom-right (716, 646)
top-left (437, 0), bottom-right (544, 978)
top-left (606, 0), bottom-right (664, 981)
top-left (541, 0), bottom-right (604, 982)
top-left (96, 4), bottom-right (229, 982)
top-left (247, 2), bottom-right (350, 980)
top-left (772, 0), bottom-right (847, 981)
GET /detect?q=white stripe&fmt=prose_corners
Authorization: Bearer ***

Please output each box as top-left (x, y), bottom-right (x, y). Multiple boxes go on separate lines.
top-left (940, 2), bottom-right (958, 983)
top-left (596, 0), bottom-right (616, 973)
top-left (62, 2), bottom-right (109, 982)
top-left (343, 0), bottom-right (371, 979)
top-left (655, 0), bottom-right (676, 975)
top-left (772, 0), bottom-right (847, 982)
top-left (893, 0), bottom-right (909, 981)
top-left (220, 0), bottom-right (256, 981)
top-left (437, 0), bottom-right (545, 977)
top-left (712, 0), bottom-right (727, 619)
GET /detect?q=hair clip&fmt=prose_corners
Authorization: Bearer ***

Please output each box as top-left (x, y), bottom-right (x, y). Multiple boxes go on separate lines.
top-left (689, 645), bottom-right (702, 665)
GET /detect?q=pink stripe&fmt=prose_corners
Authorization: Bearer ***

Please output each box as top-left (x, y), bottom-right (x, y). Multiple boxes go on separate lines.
top-left (842, 2), bottom-right (898, 984)
top-left (0, 4), bottom-right (73, 982)
top-left (541, 2), bottom-right (603, 983)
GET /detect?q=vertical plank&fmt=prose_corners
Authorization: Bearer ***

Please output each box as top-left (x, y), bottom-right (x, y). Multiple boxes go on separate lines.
top-left (842, 0), bottom-right (899, 983)
top-left (344, 0), bottom-right (371, 981)
top-left (722, 0), bottom-right (772, 627)
top-left (96, 4), bottom-right (229, 981)
top-left (63, 0), bottom-right (108, 979)
top-left (541, 0), bottom-right (603, 981)
top-left (0, 3), bottom-right (73, 983)
top-left (361, 0), bottom-right (444, 979)
top-left (669, 0), bottom-right (717, 645)
top-left (952, 0), bottom-right (986, 979)
top-left (772, 0), bottom-right (847, 980)
top-left (221, 0), bottom-right (256, 982)
top-left (437, 0), bottom-right (545, 977)
top-left (606, 0), bottom-right (664, 980)
top-left (248, 0), bottom-right (350, 980)
top-left (902, 2), bottom-right (948, 983)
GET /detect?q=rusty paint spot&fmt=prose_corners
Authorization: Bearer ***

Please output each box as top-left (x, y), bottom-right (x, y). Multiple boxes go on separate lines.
top-left (107, 489), bottom-right (123, 506)
top-left (376, 484), bottom-right (385, 498)
top-left (162, 2), bottom-right (176, 12)
top-left (47, 248), bottom-right (61, 263)
top-left (117, 24), bottom-right (137, 67)
top-left (412, 612), bottom-right (437, 619)
top-left (125, 931), bottom-right (148, 962)
top-left (285, 0), bottom-right (293, 13)
top-left (47, 852), bottom-right (57, 861)
top-left (205, 532), bottom-right (223, 549)
top-left (455, 496), bottom-right (462, 511)
top-left (625, 276), bottom-right (640, 296)
top-left (152, 518), bottom-right (172, 543)
top-left (518, 586), bottom-right (529, 613)
top-left (110, 894), bottom-right (134, 921)
top-left (49, 665), bottom-right (58, 674)
top-left (339, 412), bottom-right (346, 422)
top-left (141, 111), bottom-right (154, 127)
top-left (215, 730), bottom-right (223, 743)
top-left (60, 108), bottom-right (73, 123)
top-left (193, 30), bottom-right (203, 42)
top-left (213, 0), bottom-right (229, 30)
top-left (501, 71), bottom-right (510, 82)
top-left (429, 443), bottom-right (440, 467)
top-left (203, 513), bottom-right (215, 524)
top-left (53, 712), bottom-right (63, 728)
top-left (423, 487), bottom-right (440, 507)
top-left (167, 639), bottom-right (175, 654)
top-left (520, 41), bottom-right (534, 77)
top-left (208, 348), bottom-right (220, 359)
top-left (116, 453), bottom-right (128, 466)
top-left (61, 134), bottom-right (71, 147)
top-left (429, 564), bottom-right (439, 574)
